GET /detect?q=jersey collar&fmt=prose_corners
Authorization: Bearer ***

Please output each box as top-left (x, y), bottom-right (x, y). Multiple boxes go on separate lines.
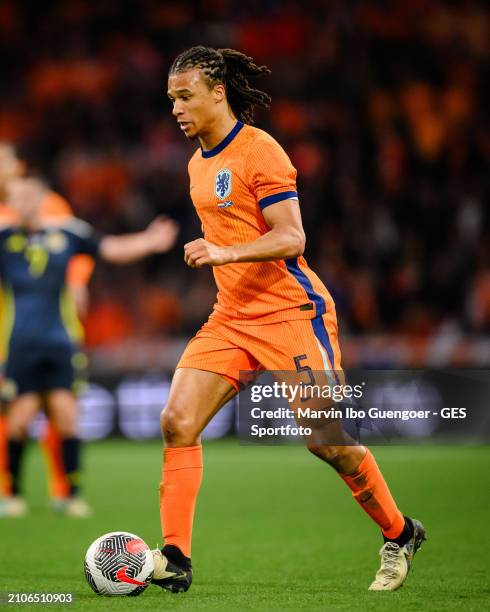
top-left (201, 121), bottom-right (244, 158)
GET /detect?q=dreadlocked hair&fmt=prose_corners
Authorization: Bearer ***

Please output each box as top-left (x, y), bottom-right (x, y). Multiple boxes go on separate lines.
top-left (169, 46), bottom-right (271, 124)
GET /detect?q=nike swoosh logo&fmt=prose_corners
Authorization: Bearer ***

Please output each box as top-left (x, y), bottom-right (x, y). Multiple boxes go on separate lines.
top-left (116, 565), bottom-right (147, 586)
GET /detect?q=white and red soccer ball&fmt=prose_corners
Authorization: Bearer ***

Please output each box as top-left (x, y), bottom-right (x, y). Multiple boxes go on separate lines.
top-left (84, 532), bottom-right (154, 596)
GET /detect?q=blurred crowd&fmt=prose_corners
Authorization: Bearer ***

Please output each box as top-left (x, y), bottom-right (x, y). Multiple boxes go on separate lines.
top-left (0, 0), bottom-right (489, 348)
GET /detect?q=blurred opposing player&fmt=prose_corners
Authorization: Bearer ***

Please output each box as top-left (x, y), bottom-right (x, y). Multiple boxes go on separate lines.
top-left (0, 142), bottom-right (94, 505)
top-left (151, 46), bottom-right (425, 593)
top-left (0, 176), bottom-right (178, 517)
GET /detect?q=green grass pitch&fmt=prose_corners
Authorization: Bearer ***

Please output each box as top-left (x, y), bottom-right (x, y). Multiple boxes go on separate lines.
top-left (0, 439), bottom-right (488, 610)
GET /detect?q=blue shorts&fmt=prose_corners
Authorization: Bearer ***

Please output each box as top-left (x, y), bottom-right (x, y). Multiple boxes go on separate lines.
top-left (4, 344), bottom-right (86, 397)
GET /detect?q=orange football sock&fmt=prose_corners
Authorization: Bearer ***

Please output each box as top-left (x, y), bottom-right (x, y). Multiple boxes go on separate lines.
top-left (40, 422), bottom-right (70, 499)
top-left (159, 445), bottom-right (203, 558)
top-left (340, 448), bottom-right (405, 539)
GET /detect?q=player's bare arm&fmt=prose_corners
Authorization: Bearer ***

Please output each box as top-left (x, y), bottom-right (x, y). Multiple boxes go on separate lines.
top-left (184, 200), bottom-right (305, 267)
top-left (100, 216), bottom-right (179, 264)
top-left (6, 177), bottom-right (179, 266)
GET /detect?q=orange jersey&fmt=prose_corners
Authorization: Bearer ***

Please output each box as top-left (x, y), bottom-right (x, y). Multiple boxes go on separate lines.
top-left (188, 122), bottom-right (335, 323)
top-left (0, 191), bottom-right (94, 287)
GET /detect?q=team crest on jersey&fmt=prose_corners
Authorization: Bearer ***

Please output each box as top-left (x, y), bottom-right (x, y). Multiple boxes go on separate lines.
top-left (45, 231), bottom-right (68, 253)
top-left (215, 168), bottom-right (232, 201)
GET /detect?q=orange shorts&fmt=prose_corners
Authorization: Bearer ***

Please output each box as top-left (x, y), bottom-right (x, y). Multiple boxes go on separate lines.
top-left (177, 311), bottom-right (342, 391)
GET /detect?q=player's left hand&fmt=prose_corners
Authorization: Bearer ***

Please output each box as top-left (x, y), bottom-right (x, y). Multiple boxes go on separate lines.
top-left (184, 238), bottom-right (234, 267)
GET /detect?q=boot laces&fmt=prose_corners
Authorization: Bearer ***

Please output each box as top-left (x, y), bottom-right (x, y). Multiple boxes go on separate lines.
top-left (377, 542), bottom-right (402, 580)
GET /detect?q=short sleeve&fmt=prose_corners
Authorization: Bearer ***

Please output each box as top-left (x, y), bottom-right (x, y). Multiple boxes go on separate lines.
top-left (246, 136), bottom-right (298, 210)
top-left (65, 219), bottom-right (101, 257)
top-left (76, 233), bottom-right (100, 257)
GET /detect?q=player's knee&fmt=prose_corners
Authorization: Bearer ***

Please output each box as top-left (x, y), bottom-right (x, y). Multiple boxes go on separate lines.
top-left (160, 405), bottom-right (197, 445)
top-left (7, 420), bottom-right (28, 440)
top-left (6, 409), bottom-right (29, 439)
top-left (48, 406), bottom-right (77, 437)
top-left (51, 414), bottom-right (76, 437)
top-left (306, 442), bottom-right (340, 463)
top-left (306, 443), bottom-right (361, 472)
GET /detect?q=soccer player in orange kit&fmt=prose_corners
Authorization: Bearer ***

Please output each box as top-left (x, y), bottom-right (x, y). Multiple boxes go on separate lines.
top-left (0, 143), bottom-right (94, 511)
top-left (151, 46), bottom-right (425, 593)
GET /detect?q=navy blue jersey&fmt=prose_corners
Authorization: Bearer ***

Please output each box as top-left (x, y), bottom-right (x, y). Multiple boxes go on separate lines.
top-left (0, 219), bottom-right (100, 354)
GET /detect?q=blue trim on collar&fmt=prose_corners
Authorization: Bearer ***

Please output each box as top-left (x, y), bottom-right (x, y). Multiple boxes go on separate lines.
top-left (201, 121), bottom-right (244, 158)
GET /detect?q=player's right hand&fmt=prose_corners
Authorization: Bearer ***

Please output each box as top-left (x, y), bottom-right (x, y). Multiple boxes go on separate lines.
top-left (184, 238), bottom-right (234, 267)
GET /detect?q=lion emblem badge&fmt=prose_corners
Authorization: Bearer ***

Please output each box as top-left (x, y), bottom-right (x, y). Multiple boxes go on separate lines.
top-left (215, 168), bottom-right (232, 201)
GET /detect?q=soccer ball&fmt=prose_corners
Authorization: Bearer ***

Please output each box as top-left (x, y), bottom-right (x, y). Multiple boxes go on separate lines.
top-left (84, 531), bottom-right (154, 596)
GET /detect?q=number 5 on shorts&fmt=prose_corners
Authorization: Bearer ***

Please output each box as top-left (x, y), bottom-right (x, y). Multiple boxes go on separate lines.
top-left (293, 354), bottom-right (316, 386)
